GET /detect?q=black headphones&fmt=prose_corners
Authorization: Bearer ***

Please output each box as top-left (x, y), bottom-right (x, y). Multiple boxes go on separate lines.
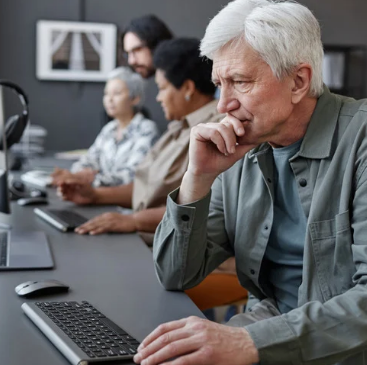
top-left (0, 80), bottom-right (29, 150)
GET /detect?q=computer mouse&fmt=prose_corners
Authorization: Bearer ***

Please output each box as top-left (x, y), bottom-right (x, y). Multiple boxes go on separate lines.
top-left (30, 189), bottom-right (47, 198)
top-left (17, 197), bottom-right (48, 206)
top-left (15, 279), bottom-right (69, 297)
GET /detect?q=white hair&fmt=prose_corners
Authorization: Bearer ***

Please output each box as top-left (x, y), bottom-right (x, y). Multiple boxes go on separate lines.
top-left (107, 67), bottom-right (145, 104)
top-left (200, 0), bottom-right (324, 97)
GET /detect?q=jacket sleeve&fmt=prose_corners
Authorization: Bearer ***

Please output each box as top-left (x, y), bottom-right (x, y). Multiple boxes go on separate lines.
top-left (242, 168), bottom-right (367, 365)
top-left (153, 174), bottom-right (234, 290)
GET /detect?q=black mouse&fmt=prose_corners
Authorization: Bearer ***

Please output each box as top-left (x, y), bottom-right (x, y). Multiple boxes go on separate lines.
top-left (15, 280), bottom-right (69, 297)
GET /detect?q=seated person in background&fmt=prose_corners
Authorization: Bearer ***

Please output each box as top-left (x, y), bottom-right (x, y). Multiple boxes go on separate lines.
top-left (52, 67), bottom-right (159, 187)
top-left (58, 38), bottom-right (219, 239)
top-left (136, 1), bottom-right (367, 365)
top-left (122, 14), bottom-right (173, 79)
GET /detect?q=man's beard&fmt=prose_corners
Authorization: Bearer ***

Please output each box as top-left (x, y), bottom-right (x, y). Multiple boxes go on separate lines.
top-left (131, 65), bottom-right (155, 79)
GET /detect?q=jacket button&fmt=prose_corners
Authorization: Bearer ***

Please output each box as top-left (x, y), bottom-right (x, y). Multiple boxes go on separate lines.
top-left (181, 214), bottom-right (190, 222)
top-left (299, 178), bottom-right (307, 187)
top-left (250, 269), bottom-right (255, 275)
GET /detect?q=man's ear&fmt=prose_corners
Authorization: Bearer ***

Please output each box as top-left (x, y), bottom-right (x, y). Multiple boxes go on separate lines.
top-left (291, 63), bottom-right (313, 104)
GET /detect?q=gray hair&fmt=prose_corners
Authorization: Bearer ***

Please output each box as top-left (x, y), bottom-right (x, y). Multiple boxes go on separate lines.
top-left (107, 67), bottom-right (145, 105)
top-left (200, 0), bottom-right (324, 97)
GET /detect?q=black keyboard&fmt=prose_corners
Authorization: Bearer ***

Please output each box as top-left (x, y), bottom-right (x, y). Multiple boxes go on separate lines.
top-left (22, 301), bottom-right (140, 364)
top-left (34, 208), bottom-right (88, 232)
top-left (0, 231), bottom-right (8, 266)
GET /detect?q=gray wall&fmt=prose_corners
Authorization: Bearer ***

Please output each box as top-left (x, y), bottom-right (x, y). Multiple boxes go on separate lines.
top-left (0, 0), bottom-right (367, 151)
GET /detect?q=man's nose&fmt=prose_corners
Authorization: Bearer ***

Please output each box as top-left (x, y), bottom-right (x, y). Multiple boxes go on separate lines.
top-left (128, 52), bottom-right (136, 65)
top-left (217, 92), bottom-right (241, 114)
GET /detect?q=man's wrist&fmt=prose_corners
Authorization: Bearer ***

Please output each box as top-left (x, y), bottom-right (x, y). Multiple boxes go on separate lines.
top-left (241, 328), bottom-right (260, 364)
top-left (178, 170), bottom-right (216, 205)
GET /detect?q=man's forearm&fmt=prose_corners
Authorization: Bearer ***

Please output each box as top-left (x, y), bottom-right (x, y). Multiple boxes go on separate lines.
top-left (94, 183), bottom-right (134, 208)
top-left (178, 171), bottom-right (216, 205)
top-left (132, 206), bottom-right (166, 232)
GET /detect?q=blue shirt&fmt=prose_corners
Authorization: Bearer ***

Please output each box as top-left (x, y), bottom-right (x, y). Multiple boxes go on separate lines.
top-left (264, 139), bottom-right (306, 313)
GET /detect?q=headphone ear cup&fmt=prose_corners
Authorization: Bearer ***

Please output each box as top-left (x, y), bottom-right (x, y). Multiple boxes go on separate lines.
top-left (0, 113), bottom-right (28, 150)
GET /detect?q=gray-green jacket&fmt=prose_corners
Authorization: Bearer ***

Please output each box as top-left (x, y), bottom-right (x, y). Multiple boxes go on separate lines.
top-left (153, 88), bottom-right (367, 365)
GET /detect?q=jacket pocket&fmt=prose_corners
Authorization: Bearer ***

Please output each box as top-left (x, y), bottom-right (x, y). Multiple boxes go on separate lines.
top-left (309, 210), bottom-right (354, 301)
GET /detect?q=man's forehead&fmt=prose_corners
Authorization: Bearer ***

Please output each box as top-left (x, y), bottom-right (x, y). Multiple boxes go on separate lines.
top-left (212, 44), bottom-right (263, 79)
top-left (123, 32), bottom-right (143, 51)
top-left (212, 55), bottom-right (253, 79)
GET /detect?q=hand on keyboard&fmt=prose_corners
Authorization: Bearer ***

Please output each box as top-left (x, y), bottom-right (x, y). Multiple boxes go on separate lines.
top-left (75, 212), bottom-right (137, 235)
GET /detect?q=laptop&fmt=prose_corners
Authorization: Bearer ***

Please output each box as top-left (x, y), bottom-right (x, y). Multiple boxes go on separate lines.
top-left (0, 230), bottom-right (54, 270)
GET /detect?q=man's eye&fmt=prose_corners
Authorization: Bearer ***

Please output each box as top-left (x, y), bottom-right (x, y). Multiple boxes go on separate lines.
top-left (234, 80), bottom-right (245, 85)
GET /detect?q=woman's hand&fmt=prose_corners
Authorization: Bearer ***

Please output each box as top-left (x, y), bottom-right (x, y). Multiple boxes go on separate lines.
top-left (75, 212), bottom-right (137, 235)
top-left (57, 180), bottom-right (97, 205)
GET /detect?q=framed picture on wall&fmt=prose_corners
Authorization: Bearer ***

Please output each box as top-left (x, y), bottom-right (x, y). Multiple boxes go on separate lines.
top-left (36, 20), bottom-right (117, 82)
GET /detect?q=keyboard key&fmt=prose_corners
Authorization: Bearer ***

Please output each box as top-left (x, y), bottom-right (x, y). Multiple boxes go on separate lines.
top-left (106, 349), bottom-right (118, 356)
top-left (100, 317), bottom-right (127, 335)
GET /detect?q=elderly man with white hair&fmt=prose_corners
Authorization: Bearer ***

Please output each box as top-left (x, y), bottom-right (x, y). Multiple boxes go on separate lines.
top-left (133, 1), bottom-right (367, 365)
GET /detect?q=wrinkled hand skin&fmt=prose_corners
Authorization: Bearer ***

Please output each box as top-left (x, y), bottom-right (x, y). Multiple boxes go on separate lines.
top-left (75, 212), bottom-right (137, 235)
top-left (133, 316), bottom-right (259, 365)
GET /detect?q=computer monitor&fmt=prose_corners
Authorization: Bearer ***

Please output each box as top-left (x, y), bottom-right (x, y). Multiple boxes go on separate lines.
top-left (0, 81), bottom-right (30, 227)
top-left (0, 85), bottom-right (54, 270)
top-left (0, 85), bottom-right (11, 227)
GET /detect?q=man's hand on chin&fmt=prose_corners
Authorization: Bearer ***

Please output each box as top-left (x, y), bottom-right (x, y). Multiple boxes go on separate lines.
top-left (133, 316), bottom-right (259, 365)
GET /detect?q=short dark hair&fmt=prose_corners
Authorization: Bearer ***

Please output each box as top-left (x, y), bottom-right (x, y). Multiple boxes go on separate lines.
top-left (122, 15), bottom-right (173, 51)
top-left (153, 38), bottom-right (216, 96)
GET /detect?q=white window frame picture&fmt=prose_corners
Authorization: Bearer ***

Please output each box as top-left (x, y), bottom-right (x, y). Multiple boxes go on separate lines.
top-left (36, 20), bottom-right (117, 82)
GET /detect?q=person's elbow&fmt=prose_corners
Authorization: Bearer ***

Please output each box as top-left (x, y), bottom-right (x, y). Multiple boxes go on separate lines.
top-left (154, 263), bottom-right (183, 291)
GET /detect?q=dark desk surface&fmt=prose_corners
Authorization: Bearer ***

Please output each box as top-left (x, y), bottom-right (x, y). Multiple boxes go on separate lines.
top-left (0, 187), bottom-right (203, 365)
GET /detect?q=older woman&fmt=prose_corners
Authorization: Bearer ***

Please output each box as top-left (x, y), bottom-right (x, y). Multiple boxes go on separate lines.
top-left (52, 67), bottom-right (159, 187)
top-left (58, 38), bottom-right (220, 235)
top-left (59, 37), bottom-right (247, 321)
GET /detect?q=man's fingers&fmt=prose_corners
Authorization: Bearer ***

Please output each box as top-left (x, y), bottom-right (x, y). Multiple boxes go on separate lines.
top-left (134, 328), bottom-right (191, 363)
top-left (215, 123), bottom-right (237, 154)
top-left (222, 114), bottom-right (246, 136)
top-left (197, 128), bottom-right (227, 154)
top-left (135, 337), bottom-right (200, 365)
top-left (193, 123), bottom-right (237, 155)
top-left (160, 347), bottom-right (213, 365)
top-left (138, 319), bottom-right (187, 351)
